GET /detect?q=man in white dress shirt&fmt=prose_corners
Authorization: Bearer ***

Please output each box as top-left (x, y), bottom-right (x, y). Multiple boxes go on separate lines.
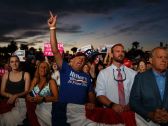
top-left (95, 43), bottom-right (137, 113)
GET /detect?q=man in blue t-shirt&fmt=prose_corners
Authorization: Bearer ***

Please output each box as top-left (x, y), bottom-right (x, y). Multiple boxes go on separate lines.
top-left (48, 11), bottom-right (95, 126)
top-left (59, 59), bottom-right (94, 104)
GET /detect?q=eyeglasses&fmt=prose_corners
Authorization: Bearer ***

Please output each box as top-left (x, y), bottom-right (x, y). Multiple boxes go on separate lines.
top-left (113, 68), bottom-right (126, 82)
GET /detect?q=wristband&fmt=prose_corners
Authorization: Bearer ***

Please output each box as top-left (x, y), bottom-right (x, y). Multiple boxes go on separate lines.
top-left (50, 27), bottom-right (56, 30)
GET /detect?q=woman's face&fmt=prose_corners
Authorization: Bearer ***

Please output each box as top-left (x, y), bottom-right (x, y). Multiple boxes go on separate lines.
top-left (83, 64), bottom-right (90, 74)
top-left (98, 64), bottom-right (103, 71)
top-left (9, 57), bottom-right (20, 71)
top-left (52, 63), bottom-right (58, 70)
top-left (94, 56), bottom-right (100, 64)
top-left (39, 62), bottom-right (48, 76)
top-left (138, 61), bottom-right (146, 72)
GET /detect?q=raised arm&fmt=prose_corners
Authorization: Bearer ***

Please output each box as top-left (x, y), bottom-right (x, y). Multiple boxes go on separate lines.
top-left (48, 11), bottom-right (63, 68)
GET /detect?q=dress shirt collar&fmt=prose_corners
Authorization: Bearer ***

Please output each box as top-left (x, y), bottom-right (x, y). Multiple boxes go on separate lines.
top-left (111, 64), bottom-right (125, 70)
top-left (152, 69), bottom-right (166, 77)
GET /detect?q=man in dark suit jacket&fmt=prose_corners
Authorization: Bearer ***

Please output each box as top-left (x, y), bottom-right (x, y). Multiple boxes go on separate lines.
top-left (130, 47), bottom-right (168, 126)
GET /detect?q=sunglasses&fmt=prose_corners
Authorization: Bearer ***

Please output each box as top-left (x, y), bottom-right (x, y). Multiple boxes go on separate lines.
top-left (113, 68), bottom-right (126, 82)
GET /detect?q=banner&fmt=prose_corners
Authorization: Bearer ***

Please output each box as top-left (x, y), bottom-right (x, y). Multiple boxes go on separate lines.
top-left (44, 43), bottom-right (64, 56)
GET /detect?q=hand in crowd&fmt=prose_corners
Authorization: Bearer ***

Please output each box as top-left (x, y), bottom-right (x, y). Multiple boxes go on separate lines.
top-left (112, 103), bottom-right (125, 113)
top-left (123, 105), bottom-right (130, 111)
top-left (27, 95), bottom-right (43, 103)
top-left (85, 103), bottom-right (95, 110)
top-left (33, 95), bottom-right (44, 103)
top-left (27, 95), bottom-right (36, 102)
top-left (7, 94), bottom-right (18, 104)
top-left (149, 108), bottom-right (168, 124)
top-left (112, 104), bottom-right (130, 113)
top-left (48, 11), bottom-right (57, 28)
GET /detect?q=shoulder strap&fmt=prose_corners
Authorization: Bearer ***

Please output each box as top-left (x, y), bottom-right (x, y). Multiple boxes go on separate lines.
top-left (22, 71), bottom-right (25, 80)
top-left (7, 72), bottom-right (10, 81)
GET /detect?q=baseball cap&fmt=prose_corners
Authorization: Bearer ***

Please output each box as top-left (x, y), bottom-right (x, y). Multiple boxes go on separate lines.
top-left (84, 49), bottom-right (99, 59)
top-left (70, 52), bottom-right (87, 60)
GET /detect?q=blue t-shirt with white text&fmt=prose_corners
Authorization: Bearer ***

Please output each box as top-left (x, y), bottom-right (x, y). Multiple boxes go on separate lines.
top-left (59, 61), bottom-right (93, 104)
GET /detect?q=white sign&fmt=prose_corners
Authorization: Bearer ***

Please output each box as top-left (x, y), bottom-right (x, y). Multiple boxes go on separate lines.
top-left (14, 50), bottom-right (25, 62)
top-left (77, 44), bottom-right (92, 52)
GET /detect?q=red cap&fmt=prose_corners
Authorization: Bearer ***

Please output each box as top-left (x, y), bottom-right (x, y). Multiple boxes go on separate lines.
top-left (123, 58), bottom-right (133, 68)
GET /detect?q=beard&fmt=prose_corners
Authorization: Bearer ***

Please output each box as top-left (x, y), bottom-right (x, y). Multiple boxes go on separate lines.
top-left (113, 55), bottom-right (124, 63)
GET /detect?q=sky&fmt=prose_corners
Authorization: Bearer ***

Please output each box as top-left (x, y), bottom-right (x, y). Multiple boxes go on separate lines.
top-left (0, 0), bottom-right (168, 51)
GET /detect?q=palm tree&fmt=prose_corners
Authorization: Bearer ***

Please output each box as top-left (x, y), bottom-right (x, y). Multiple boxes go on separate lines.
top-left (132, 41), bottom-right (139, 50)
top-left (20, 44), bottom-right (28, 51)
top-left (7, 41), bottom-right (18, 54)
top-left (71, 47), bottom-right (78, 54)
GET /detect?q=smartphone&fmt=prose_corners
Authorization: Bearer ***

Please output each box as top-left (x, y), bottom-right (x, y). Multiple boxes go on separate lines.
top-left (29, 90), bottom-right (36, 97)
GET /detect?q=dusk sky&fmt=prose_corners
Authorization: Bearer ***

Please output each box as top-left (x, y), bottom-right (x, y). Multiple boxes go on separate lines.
top-left (0, 0), bottom-right (168, 51)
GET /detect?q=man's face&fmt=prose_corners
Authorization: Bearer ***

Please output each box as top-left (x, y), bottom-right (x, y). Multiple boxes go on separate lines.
top-left (71, 56), bottom-right (86, 71)
top-left (151, 49), bottom-right (168, 72)
top-left (112, 45), bottom-right (125, 63)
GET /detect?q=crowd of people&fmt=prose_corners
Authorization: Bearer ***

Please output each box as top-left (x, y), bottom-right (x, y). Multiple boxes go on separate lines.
top-left (0, 11), bottom-right (168, 126)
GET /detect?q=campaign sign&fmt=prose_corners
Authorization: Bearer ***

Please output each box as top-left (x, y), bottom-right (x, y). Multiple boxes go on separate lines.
top-left (77, 44), bottom-right (92, 52)
top-left (0, 69), bottom-right (5, 76)
top-left (44, 43), bottom-right (64, 56)
top-left (14, 50), bottom-right (25, 62)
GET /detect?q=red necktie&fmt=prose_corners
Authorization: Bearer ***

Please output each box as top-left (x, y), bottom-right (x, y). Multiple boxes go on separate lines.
top-left (117, 68), bottom-right (126, 105)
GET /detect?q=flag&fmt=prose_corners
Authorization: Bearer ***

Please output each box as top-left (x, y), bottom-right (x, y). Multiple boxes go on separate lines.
top-left (20, 101), bottom-right (157, 126)
top-left (52, 102), bottom-right (136, 126)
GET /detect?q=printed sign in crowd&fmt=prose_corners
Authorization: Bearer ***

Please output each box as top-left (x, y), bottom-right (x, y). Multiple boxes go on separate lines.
top-left (14, 49), bottom-right (25, 62)
top-left (44, 42), bottom-right (64, 56)
top-left (0, 69), bottom-right (5, 76)
top-left (77, 44), bottom-right (92, 52)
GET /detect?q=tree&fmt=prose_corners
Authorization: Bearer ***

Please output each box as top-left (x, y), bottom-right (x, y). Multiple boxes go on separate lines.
top-left (7, 41), bottom-right (18, 54)
top-left (132, 41), bottom-right (139, 50)
top-left (71, 47), bottom-right (78, 54)
top-left (126, 42), bottom-right (146, 62)
top-left (20, 44), bottom-right (28, 51)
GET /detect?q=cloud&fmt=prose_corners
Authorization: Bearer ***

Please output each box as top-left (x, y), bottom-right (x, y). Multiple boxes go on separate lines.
top-left (0, 0), bottom-right (93, 42)
top-left (0, 0), bottom-right (167, 50)
top-left (113, 14), bottom-right (168, 35)
top-left (57, 25), bottom-right (82, 33)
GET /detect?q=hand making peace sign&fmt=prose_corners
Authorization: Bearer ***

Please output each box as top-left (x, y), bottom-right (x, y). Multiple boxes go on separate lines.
top-left (48, 11), bottom-right (57, 28)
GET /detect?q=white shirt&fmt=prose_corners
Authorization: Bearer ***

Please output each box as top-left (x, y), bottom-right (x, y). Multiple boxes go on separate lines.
top-left (51, 70), bottom-right (60, 86)
top-left (95, 64), bottom-right (137, 105)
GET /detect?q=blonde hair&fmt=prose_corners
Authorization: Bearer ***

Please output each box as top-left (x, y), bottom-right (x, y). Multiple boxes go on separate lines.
top-left (34, 61), bottom-right (51, 83)
top-left (111, 43), bottom-right (124, 53)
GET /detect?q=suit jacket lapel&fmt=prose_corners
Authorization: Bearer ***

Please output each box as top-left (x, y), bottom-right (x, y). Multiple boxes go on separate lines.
top-left (149, 69), bottom-right (162, 104)
top-left (162, 71), bottom-right (168, 105)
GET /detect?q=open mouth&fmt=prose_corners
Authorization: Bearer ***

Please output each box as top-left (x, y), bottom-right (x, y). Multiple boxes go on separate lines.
top-left (77, 63), bottom-right (81, 65)
top-left (77, 62), bottom-right (82, 66)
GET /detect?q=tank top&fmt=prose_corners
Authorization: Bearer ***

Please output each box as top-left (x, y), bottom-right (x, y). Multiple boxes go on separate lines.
top-left (5, 71), bottom-right (25, 95)
top-left (33, 82), bottom-right (51, 97)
